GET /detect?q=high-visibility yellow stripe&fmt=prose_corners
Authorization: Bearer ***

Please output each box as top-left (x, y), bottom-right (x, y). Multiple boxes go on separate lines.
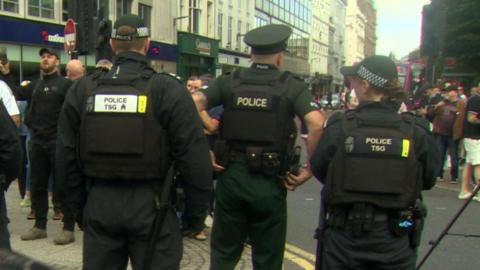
top-left (402, 139), bottom-right (410, 157)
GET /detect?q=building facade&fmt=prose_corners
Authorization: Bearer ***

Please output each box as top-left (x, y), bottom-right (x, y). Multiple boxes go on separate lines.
top-left (215, 0), bottom-right (255, 73)
top-left (309, 0), bottom-right (329, 76)
top-left (327, 0), bottom-right (347, 92)
top-left (254, 0), bottom-right (312, 76)
top-left (0, 0), bottom-right (220, 81)
top-left (344, 0), bottom-right (366, 66)
top-left (357, 0), bottom-right (376, 57)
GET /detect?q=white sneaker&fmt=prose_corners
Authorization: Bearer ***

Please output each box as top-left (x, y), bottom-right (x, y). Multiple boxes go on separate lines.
top-left (458, 192), bottom-right (473, 200)
top-left (473, 195), bottom-right (480, 202)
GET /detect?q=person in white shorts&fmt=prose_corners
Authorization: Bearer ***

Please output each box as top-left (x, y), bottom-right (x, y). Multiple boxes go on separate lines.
top-left (461, 87), bottom-right (480, 201)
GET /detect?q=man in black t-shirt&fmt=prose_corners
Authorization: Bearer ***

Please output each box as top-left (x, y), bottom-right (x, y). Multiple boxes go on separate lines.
top-left (461, 88), bottom-right (480, 201)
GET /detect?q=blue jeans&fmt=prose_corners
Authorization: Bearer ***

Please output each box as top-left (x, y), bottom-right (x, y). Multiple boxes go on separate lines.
top-left (435, 135), bottom-right (459, 180)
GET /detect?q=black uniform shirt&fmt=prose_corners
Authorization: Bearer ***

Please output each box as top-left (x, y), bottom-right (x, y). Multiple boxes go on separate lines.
top-left (57, 51), bottom-right (212, 212)
top-left (311, 101), bottom-right (440, 190)
top-left (0, 102), bottom-right (20, 188)
top-left (15, 72), bottom-right (71, 143)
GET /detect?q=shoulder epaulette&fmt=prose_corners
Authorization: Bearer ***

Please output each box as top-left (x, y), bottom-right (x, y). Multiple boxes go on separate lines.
top-left (159, 72), bottom-right (183, 84)
top-left (401, 112), bottom-right (431, 132)
top-left (414, 117), bottom-right (432, 132)
top-left (290, 73), bottom-right (303, 82)
top-left (325, 110), bottom-right (345, 128)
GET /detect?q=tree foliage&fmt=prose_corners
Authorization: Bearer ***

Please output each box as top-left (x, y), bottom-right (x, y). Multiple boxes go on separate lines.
top-left (443, 0), bottom-right (480, 71)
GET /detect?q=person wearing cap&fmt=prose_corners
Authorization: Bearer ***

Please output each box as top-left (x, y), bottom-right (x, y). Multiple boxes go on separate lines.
top-left (202, 24), bottom-right (324, 269)
top-left (311, 55), bottom-right (440, 269)
top-left (14, 47), bottom-right (76, 245)
top-left (57, 14), bottom-right (211, 269)
top-left (429, 85), bottom-right (464, 183)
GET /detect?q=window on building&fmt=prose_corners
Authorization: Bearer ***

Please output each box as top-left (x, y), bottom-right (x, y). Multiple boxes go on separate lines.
top-left (1, 0), bottom-right (19, 13)
top-left (227, 16), bottom-right (232, 48)
top-left (189, 0), bottom-right (201, 34)
top-left (236, 20), bottom-right (242, 50)
top-left (96, 0), bottom-right (109, 20)
top-left (62, 0), bottom-right (68, 21)
top-left (138, 4), bottom-right (151, 29)
top-left (28, 0), bottom-right (54, 19)
top-left (218, 12), bottom-right (223, 41)
top-left (116, 0), bottom-right (131, 17)
top-left (246, 22), bottom-right (250, 32)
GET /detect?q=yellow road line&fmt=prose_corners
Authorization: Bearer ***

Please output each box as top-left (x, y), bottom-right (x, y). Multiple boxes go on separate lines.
top-left (284, 249), bottom-right (315, 270)
top-left (285, 243), bottom-right (316, 263)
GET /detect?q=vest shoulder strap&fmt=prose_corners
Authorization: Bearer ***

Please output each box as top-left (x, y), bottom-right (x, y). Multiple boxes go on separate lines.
top-left (232, 69), bottom-right (291, 97)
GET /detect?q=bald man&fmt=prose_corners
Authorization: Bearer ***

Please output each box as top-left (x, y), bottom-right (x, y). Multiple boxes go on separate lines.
top-left (66, 59), bottom-right (85, 81)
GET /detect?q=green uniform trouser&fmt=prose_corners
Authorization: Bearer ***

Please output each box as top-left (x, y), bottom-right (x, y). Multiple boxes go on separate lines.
top-left (210, 163), bottom-right (287, 270)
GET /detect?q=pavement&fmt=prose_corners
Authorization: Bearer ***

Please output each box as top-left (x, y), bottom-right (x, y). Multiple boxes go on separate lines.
top-left (4, 163), bottom-right (472, 270)
top-left (4, 182), bottom-right (254, 270)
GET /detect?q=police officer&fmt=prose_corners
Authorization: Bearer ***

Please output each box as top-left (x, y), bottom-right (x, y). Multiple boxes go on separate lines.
top-left (57, 14), bottom-right (211, 270)
top-left (0, 101), bottom-right (21, 250)
top-left (203, 24), bottom-right (324, 270)
top-left (311, 55), bottom-right (440, 270)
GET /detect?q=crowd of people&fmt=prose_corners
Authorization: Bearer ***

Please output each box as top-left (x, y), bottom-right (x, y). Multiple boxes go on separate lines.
top-left (0, 13), bottom-right (478, 270)
top-left (408, 83), bottom-right (480, 200)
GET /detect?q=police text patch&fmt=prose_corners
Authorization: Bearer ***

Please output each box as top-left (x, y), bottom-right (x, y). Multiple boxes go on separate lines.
top-left (94, 95), bottom-right (140, 113)
top-left (233, 92), bottom-right (273, 111)
top-left (345, 135), bottom-right (409, 158)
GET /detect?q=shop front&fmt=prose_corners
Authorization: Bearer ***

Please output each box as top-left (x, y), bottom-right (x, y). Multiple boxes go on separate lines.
top-left (0, 15), bottom-right (83, 81)
top-left (177, 32), bottom-right (219, 80)
top-left (218, 49), bottom-right (250, 74)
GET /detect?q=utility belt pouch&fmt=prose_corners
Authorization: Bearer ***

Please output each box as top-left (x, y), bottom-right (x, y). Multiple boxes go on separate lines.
top-left (409, 200), bottom-right (426, 247)
top-left (246, 147), bottom-right (263, 173)
top-left (347, 204), bottom-right (373, 237)
top-left (389, 209), bottom-right (415, 237)
top-left (262, 152), bottom-right (281, 177)
top-left (213, 140), bottom-right (229, 168)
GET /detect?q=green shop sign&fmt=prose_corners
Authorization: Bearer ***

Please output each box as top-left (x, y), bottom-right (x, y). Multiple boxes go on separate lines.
top-left (177, 32), bottom-right (219, 57)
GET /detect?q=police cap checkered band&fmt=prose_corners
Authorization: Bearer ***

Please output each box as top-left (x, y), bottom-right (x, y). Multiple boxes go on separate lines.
top-left (340, 55), bottom-right (398, 89)
top-left (112, 14), bottom-right (149, 40)
top-left (357, 65), bottom-right (389, 88)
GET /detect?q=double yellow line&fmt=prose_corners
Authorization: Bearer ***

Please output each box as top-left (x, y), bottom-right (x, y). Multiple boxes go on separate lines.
top-left (283, 243), bottom-right (316, 270)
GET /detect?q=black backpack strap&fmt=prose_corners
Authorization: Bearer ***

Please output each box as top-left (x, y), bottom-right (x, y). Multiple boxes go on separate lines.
top-left (342, 110), bottom-right (358, 135)
top-left (400, 112), bottom-right (417, 141)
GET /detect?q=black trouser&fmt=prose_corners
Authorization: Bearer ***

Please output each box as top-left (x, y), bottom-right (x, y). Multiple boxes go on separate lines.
top-left (17, 135), bottom-right (28, 199)
top-left (83, 180), bottom-right (182, 270)
top-left (321, 222), bottom-right (417, 270)
top-left (29, 141), bottom-right (74, 230)
top-left (0, 191), bottom-right (10, 250)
